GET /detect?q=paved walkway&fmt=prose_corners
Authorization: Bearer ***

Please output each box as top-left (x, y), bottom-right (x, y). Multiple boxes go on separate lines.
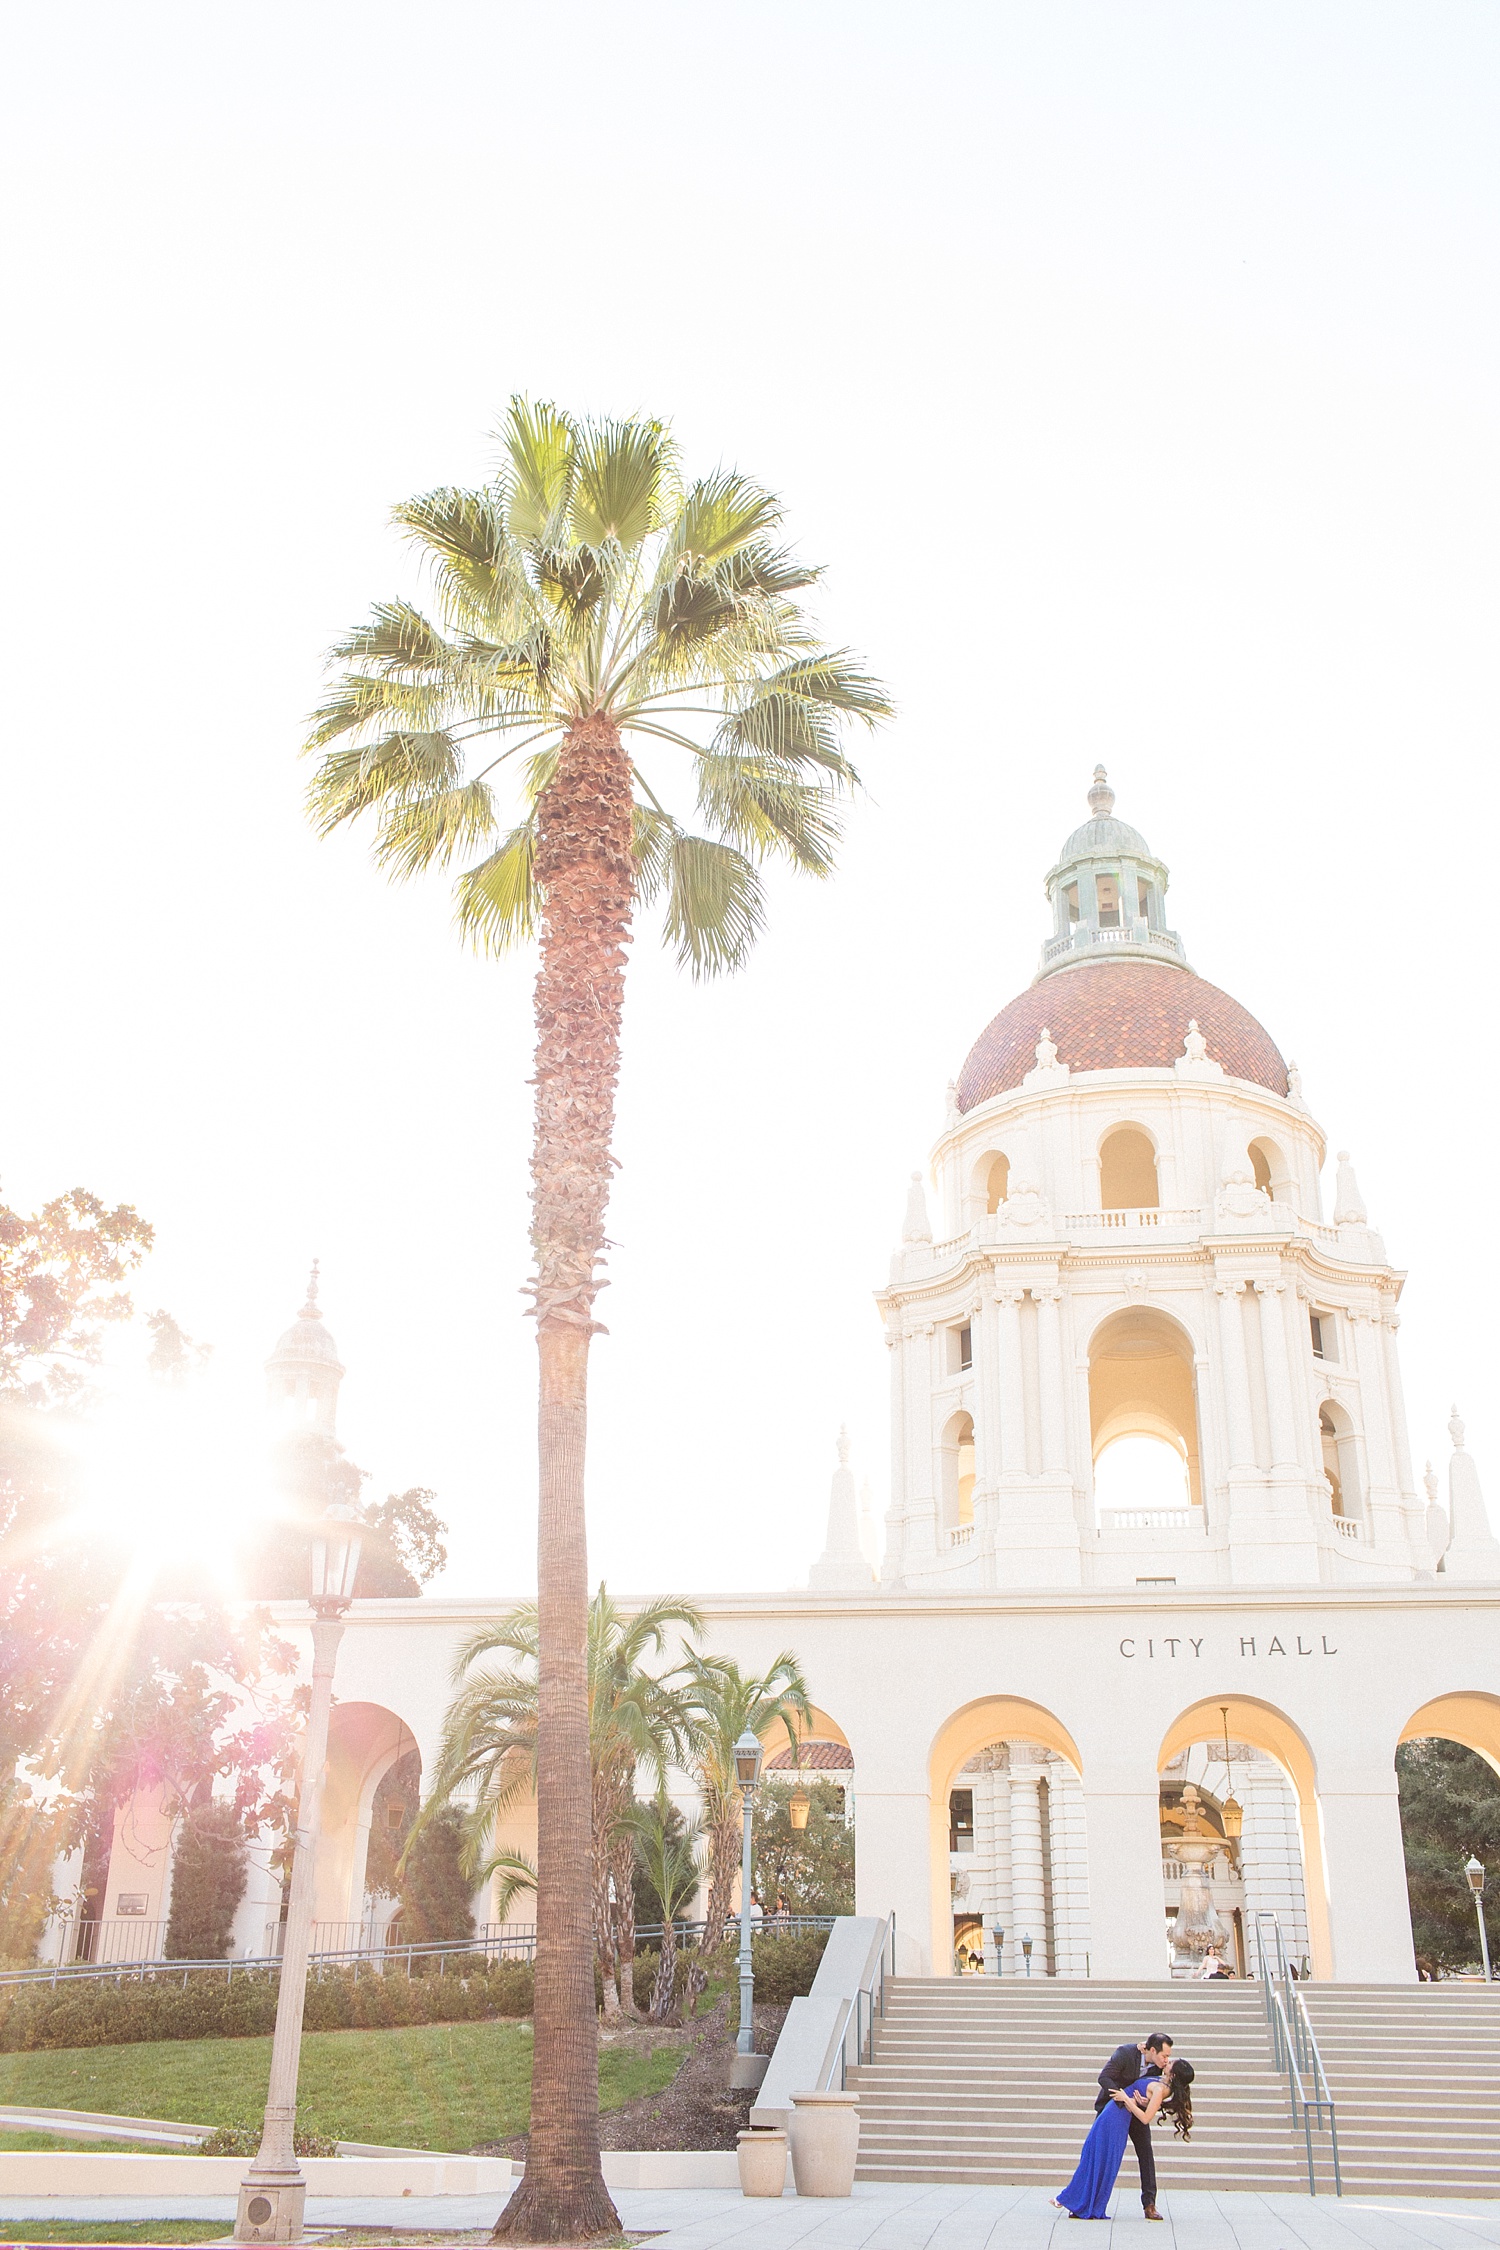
top-left (1, 2186), bottom-right (1498, 2246)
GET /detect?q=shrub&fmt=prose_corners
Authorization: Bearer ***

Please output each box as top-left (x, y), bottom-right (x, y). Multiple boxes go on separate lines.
top-left (164, 1804), bottom-right (248, 1961)
top-left (747, 1928), bottom-right (829, 2004)
top-left (200, 2123), bottom-right (339, 2157)
top-left (396, 1810), bottom-right (475, 1946)
top-left (0, 1956), bottom-right (535, 2054)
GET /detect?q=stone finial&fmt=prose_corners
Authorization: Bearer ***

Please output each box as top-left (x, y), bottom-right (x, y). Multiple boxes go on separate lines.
top-left (1087, 764), bottom-right (1115, 819)
top-left (944, 1078), bottom-right (959, 1125)
top-left (809, 1424), bottom-right (875, 1592)
top-left (1333, 1151), bottom-right (1368, 1227)
top-left (1286, 1060), bottom-right (1304, 1102)
top-left (1450, 1405), bottom-right (1466, 1450)
top-left (1034, 1027), bottom-right (1058, 1070)
top-left (1424, 1460), bottom-right (1438, 1507)
top-left (902, 1171), bottom-right (932, 1244)
top-left (837, 1424), bottom-right (851, 1468)
top-left (1182, 1018), bottom-right (1208, 1063)
top-left (301, 1259), bottom-right (322, 1316)
top-left (1442, 1405), bottom-right (1500, 1580)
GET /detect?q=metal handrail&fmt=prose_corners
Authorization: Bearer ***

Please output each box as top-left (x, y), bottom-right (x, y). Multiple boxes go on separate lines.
top-left (8, 1910), bottom-right (839, 1995)
top-left (1253, 1910), bottom-right (1341, 2195)
top-left (835, 1911), bottom-right (895, 2089)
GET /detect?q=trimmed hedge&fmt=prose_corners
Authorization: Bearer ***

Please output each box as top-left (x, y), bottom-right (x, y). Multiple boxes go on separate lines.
top-left (0, 1958), bottom-right (536, 2055)
top-left (0, 1925), bottom-right (829, 2056)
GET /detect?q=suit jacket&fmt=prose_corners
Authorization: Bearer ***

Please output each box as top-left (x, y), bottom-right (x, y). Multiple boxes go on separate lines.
top-left (1095, 2043), bottom-right (1160, 2114)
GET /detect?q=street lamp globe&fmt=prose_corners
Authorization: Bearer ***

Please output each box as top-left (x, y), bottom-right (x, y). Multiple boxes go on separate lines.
top-left (788, 1783), bottom-right (811, 1831)
top-left (1466, 1856), bottom-right (1485, 1896)
top-left (310, 1503), bottom-right (363, 1606)
top-left (734, 1729), bottom-right (763, 1792)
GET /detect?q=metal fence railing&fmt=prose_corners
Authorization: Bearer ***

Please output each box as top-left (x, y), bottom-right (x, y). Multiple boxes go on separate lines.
top-left (1253, 1910), bottom-right (1341, 2196)
top-left (6, 1909), bottom-right (836, 1994)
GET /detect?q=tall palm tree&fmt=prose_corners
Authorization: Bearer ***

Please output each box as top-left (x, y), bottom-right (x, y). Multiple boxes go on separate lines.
top-left (307, 401), bottom-right (886, 2243)
top-left (685, 1651), bottom-right (811, 1944)
top-left (418, 1588), bottom-right (702, 2014)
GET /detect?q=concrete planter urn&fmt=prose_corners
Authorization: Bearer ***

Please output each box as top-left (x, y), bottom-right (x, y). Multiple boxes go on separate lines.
top-left (788, 2090), bottom-right (860, 2197)
top-left (736, 2128), bottom-right (788, 2197)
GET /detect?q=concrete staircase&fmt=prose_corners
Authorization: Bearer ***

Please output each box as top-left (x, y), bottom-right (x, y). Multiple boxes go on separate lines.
top-left (1299, 1983), bottom-right (1500, 2196)
top-left (847, 1979), bottom-right (1311, 2192)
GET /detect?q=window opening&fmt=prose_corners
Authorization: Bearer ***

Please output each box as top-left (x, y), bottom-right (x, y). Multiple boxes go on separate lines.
top-left (986, 1154), bottom-right (1010, 1213)
top-left (1100, 1126), bottom-right (1159, 1209)
top-left (957, 1322), bottom-right (973, 1371)
top-left (1137, 878), bottom-right (1151, 921)
top-left (1097, 872), bottom-right (1121, 928)
top-left (1310, 1311), bottom-right (1334, 1363)
top-left (1137, 1576), bottom-right (1177, 1587)
top-left (1065, 882), bottom-right (1080, 925)
top-left (948, 1788), bottom-right (975, 1853)
top-left (1252, 1145), bottom-right (1272, 1195)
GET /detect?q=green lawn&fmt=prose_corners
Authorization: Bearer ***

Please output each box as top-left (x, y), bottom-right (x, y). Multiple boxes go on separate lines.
top-left (0, 2132), bottom-right (157, 2152)
top-left (0, 2229), bottom-right (229, 2244)
top-left (0, 2023), bottom-right (684, 2151)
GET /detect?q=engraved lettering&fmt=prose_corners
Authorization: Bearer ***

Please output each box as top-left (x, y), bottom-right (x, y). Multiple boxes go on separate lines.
top-left (1164, 1638), bottom-right (1181, 1656)
top-left (1322, 1636), bottom-right (1338, 1655)
top-left (1189, 1638), bottom-right (1203, 1657)
top-left (1268, 1636), bottom-right (1286, 1655)
top-left (1148, 1639), bottom-right (1155, 1658)
top-left (1297, 1636), bottom-right (1313, 1656)
top-left (1240, 1636), bottom-right (1256, 1657)
top-left (1120, 1638), bottom-right (1136, 1658)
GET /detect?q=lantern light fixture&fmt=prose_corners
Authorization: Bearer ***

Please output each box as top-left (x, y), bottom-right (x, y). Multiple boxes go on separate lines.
top-left (788, 1782), bottom-right (811, 1831)
top-left (734, 1729), bottom-right (763, 1793)
top-left (1219, 1706), bottom-right (1243, 1841)
top-left (310, 1503), bottom-right (363, 1609)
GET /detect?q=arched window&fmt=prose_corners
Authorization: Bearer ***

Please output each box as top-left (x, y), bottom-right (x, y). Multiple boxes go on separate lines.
top-left (1249, 1137), bottom-right (1291, 1204)
top-left (1089, 1306), bottom-right (1202, 1521)
top-left (1100, 1126), bottom-right (1159, 1210)
top-left (986, 1154), bottom-right (1010, 1213)
top-left (941, 1411), bottom-right (976, 1529)
top-left (1318, 1403), bottom-right (1359, 1520)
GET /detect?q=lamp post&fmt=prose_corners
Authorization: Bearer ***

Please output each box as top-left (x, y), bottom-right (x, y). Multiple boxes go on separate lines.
top-left (236, 1505), bottom-right (362, 2244)
top-left (1021, 1933), bottom-right (1034, 1977)
top-left (732, 1729), bottom-right (762, 2064)
top-left (1466, 1857), bottom-right (1493, 1982)
top-left (990, 1923), bottom-right (1005, 1979)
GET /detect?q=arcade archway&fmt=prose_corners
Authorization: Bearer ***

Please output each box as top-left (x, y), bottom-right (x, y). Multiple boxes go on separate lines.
top-left (1396, 1694), bottom-right (1500, 1974)
top-left (1088, 1307), bottom-right (1204, 1522)
top-left (1158, 1696), bottom-right (1328, 1978)
top-left (930, 1699), bottom-right (1090, 1977)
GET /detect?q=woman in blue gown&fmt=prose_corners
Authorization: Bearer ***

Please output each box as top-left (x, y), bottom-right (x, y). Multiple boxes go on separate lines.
top-left (1053, 2058), bottom-right (1194, 2219)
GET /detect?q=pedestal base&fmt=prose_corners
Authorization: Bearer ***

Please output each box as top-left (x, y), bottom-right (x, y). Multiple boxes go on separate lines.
top-left (235, 2175), bottom-right (307, 2242)
top-left (729, 2051), bottom-right (770, 2089)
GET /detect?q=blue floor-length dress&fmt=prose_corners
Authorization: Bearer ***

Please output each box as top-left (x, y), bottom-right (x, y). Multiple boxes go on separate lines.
top-left (1055, 2075), bottom-right (1155, 2219)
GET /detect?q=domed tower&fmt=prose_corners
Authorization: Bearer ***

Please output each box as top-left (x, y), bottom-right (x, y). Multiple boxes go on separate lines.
top-left (265, 1262), bottom-right (345, 1438)
top-left (876, 776), bottom-right (1432, 1593)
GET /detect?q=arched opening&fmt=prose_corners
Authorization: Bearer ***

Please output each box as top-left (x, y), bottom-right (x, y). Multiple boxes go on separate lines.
top-left (1158, 1697), bottom-right (1328, 1978)
top-left (940, 1411), bottom-right (976, 1530)
top-left (1249, 1137), bottom-right (1293, 1204)
top-left (315, 1703), bottom-right (421, 1944)
top-left (1100, 1125), bottom-right (1159, 1210)
top-left (1318, 1400), bottom-right (1359, 1522)
top-left (929, 1698), bottom-right (1089, 1978)
top-left (986, 1154), bottom-right (1010, 1213)
top-left (1396, 1695), bottom-right (1500, 1976)
top-left (762, 1715), bottom-right (856, 1919)
top-left (1089, 1307), bottom-right (1203, 1520)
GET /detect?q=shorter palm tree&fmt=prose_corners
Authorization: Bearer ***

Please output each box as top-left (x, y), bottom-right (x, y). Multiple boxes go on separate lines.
top-left (625, 1788), bottom-right (703, 2022)
top-left (418, 1588), bottom-right (701, 2016)
top-left (685, 1652), bottom-right (811, 1945)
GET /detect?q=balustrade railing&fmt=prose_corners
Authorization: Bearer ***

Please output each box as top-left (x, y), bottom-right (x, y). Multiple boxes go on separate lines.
top-left (1332, 1517), bottom-right (1367, 1542)
top-left (1099, 1508), bottom-right (1194, 1532)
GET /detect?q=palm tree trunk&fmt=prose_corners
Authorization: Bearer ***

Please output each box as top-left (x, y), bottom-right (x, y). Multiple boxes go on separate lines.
top-left (592, 1769), bottom-right (620, 2021)
top-left (702, 1799), bottom-right (742, 1946)
top-left (650, 1917), bottom-right (677, 2022)
top-left (610, 1827), bottom-right (640, 2016)
top-left (492, 716), bottom-right (632, 2247)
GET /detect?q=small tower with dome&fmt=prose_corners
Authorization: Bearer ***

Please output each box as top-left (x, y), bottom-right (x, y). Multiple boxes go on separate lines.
top-left (265, 1262), bottom-right (344, 1438)
top-left (1040, 765), bottom-right (1188, 976)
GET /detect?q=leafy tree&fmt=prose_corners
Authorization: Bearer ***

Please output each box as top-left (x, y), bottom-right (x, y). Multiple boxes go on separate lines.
top-left (363, 1746), bottom-right (422, 1904)
top-left (753, 1778), bottom-right (855, 1916)
top-left (164, 1800), bottom-right (248, 1960)
top-left (684, 1651), bottom-right (810, 1944)
top-left (420, 1587), bottom-right (700, 2023)
top-left (396, 1807), bottom-right (476, 1946)
top-left (1397, 1736), bottom-right (1500, 1970)
top-left (307, 400), bottom-right (886, 2243)
top-left (241, 1440), bottom-right (447, 1601)
top-left (624, 1789), bottom-right (702, 2022)
top-left (356, 1487), bottom-right (449, 1596)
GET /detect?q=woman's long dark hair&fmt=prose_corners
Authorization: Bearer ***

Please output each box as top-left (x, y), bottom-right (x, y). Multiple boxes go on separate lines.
top-left (1162, 2058), bottom-right (1194, 2139)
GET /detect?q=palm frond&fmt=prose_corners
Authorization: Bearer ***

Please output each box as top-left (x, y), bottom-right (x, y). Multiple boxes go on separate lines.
top-left (662, 834), bottom-right (766, 979)
top-left (372, 779), bottom-right (498, 878)
top-left (570, 416), bottom-right (676, 552)
top-left (331, 601), bottom-right (457, 675)
top-left (694, 751), bottom-right (844, 874)
top-left (500, 397), bottom-right (575, 546)
top-left (305, 731), bottom-right (463, 832)
top-left (454, 821), bottom-right (540, 952)
top-left (393, 486), bottom-right (523, 634)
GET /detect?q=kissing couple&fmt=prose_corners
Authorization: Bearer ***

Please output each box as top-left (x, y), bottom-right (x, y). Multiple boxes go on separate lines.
top-left (1053, 2032), bottom-right (1195, 2221)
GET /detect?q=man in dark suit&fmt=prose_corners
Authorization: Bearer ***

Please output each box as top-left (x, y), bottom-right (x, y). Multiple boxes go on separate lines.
top-left (1096, 2032), bottom-right (1172, 2220)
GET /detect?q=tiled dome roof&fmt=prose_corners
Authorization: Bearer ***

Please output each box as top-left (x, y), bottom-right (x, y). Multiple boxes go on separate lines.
top-left (955, 960), bottom-right (1288, 1111)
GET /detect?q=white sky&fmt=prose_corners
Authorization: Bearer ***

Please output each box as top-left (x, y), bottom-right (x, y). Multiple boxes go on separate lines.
top-left (3, 1), bottom-right (1497, 1596)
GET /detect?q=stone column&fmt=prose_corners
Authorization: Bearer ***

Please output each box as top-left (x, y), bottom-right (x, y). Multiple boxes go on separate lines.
top-left (1350, 1310), bottom-right (1403, 1550)
top-left (854, 1780), bottom-right (934, 1976)
top-left (1317, 1764), bottom-right (1417, 1981)
top-left (881, 1326), bottom-right (905, 1582)
top-left (1075, 1763), bottom-right (1166, 1978)
top-left (1035, 1291), bottom-right (1067, 1476)
top-left (1255, 1280), bottom-right (1300, 1472)
top-left (995, 1289), bottom-right (1028, 1479)
top-left (1215, 1281), bottom-right (1256, 1469)
top-left (1008, 1769), bottom-right (1048, 1972)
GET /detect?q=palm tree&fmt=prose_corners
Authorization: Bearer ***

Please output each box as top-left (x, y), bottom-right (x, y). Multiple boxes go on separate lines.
top-left (624, 1787), bottom-right (703, 2022)
top-left (307, 401), bottom-right (887, 2243)
top-left (685, 1651), bottom-right (811, 1945)
top-left (418, 1588), bottom-right (702, 2018)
